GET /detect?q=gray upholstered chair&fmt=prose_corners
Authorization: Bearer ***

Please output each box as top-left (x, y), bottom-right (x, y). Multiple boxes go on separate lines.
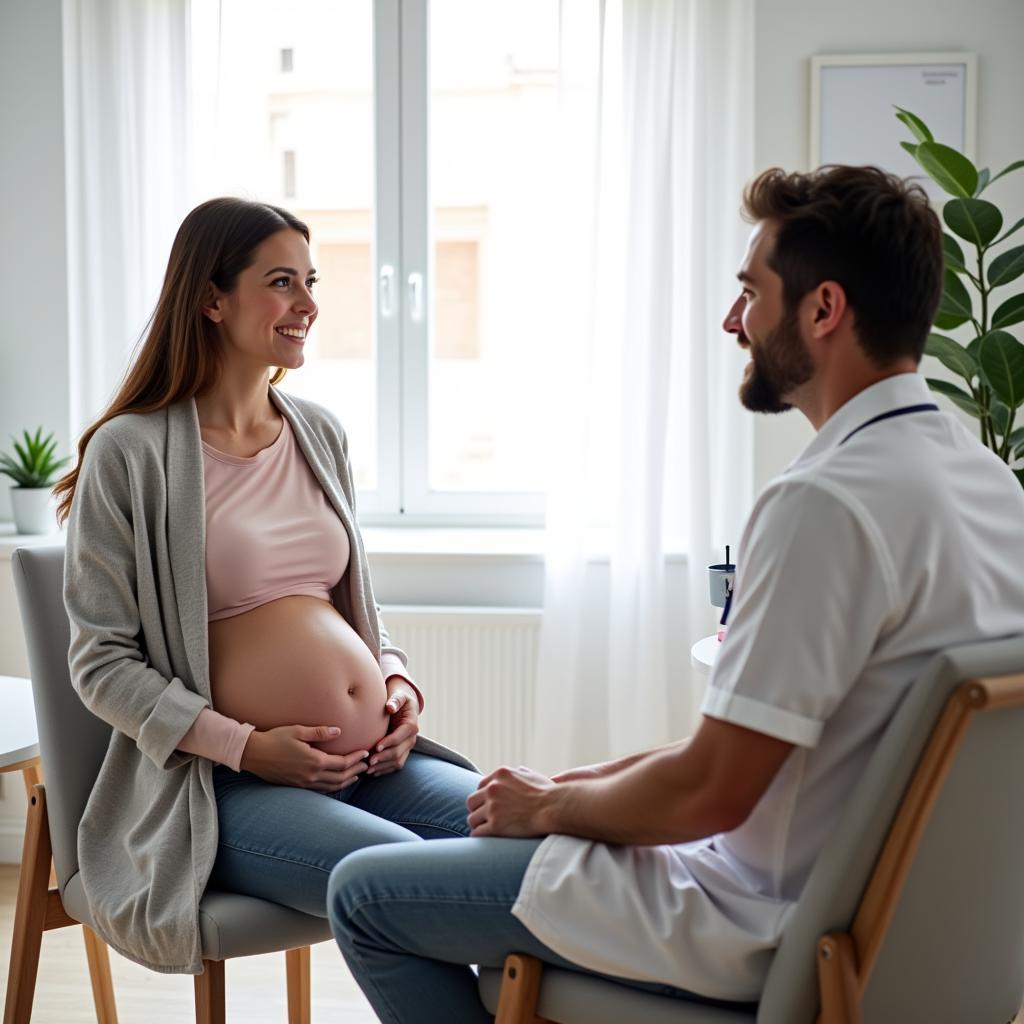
top-left (7, 544), bottom-right (332, 1024)
top-left (480, 635), bottom-right (1024, 1024)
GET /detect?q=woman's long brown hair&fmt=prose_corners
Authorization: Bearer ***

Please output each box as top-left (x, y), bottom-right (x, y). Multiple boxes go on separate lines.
top-left (54, 197), bottom-right (309, 523)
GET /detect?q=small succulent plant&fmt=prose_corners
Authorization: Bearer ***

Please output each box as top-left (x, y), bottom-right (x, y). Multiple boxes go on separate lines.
top-left (0, 428), bottom-right (70, 489)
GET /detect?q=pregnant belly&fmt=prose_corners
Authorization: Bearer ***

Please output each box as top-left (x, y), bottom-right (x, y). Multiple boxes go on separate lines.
top-left (209, 595), bottom-right (390, 756)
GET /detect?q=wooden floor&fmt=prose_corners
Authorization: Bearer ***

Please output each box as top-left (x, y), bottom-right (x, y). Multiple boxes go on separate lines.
top-left (0, 866), bottom-right (378, 1023)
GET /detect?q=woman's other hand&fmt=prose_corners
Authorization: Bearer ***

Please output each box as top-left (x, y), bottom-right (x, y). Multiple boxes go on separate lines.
top-left (365, 678), bottom-right (420, 776)
top-left (240, 725), bottom-right (368, 792)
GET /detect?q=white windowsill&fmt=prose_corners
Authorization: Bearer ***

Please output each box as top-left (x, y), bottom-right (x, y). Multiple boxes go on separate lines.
top-left (361, 527), bottom-right (546, 562)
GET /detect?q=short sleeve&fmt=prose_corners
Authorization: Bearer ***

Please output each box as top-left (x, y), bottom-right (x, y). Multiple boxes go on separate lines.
top-left (701, 478), bottom-right (897, 747)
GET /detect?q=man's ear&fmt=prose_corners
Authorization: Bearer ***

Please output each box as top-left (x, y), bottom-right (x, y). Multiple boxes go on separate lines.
top-left (201, 283), bottom-right (225, 324)
top-left (807, 281), bottom-right (847, 338)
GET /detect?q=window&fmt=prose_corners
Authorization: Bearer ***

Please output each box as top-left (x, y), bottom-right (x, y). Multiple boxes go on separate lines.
top-left (190, 0), bottom-right (559, 523)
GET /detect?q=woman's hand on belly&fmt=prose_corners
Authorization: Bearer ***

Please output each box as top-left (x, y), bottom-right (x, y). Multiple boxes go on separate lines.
top-left (240, 724), bottom-right (370, 792)
top-left (365, 678), bottom-right (421, 777)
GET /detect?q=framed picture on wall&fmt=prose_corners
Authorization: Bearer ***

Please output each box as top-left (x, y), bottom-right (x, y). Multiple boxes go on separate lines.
top-left (809, 52), bottom-right (977, 202)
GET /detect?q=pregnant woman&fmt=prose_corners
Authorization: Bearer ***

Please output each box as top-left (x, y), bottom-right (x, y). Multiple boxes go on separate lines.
top-left (55, 197), bottom-right (479, 975)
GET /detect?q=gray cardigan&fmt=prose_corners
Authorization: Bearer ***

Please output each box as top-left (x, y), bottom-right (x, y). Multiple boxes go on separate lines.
top-left (64, 388), bottom-right (474, 974)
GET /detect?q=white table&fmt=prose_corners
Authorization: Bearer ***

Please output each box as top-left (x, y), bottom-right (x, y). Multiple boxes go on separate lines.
top-left (0, 675), bottom-right (41, 792)
top-left (690, 634), bottom-right (721, 675)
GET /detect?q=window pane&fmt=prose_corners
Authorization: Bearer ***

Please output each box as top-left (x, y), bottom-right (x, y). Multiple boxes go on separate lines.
top-left (190, 0), bottom-right (377, 490)
top-left (428, 0), bottom-right (559, 492)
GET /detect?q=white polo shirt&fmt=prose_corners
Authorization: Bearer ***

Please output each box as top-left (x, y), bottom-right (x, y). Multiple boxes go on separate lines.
top-left (512, 373), bottom-right (1024, 1001)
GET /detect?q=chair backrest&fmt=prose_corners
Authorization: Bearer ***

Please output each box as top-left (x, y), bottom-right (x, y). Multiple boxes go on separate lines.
top-left (11, 544), bottom-right (112, 889)
top-left (759, 634), bottom-right (1024, 1023)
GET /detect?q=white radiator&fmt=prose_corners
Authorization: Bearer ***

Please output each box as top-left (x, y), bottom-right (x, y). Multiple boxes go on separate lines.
top-left (382, 606), bottom-right (541, 772)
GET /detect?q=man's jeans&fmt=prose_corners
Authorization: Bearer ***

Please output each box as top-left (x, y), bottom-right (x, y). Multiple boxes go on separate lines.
top-left (328, 837), bottom-right (730, 1024)
top-left (208, 752), bottom-right (480, 917)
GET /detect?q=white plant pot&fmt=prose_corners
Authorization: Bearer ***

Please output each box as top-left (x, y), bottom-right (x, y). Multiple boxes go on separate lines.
top-left (10, 486), bottom-right (56, 535)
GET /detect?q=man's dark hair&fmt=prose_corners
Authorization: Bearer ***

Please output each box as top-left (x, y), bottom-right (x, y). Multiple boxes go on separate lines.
top-left (742, 165), bottom-right (944, 366)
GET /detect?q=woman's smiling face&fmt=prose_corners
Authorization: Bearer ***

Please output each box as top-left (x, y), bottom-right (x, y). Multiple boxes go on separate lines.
top-left (204, 228), bottom-right (319, 373)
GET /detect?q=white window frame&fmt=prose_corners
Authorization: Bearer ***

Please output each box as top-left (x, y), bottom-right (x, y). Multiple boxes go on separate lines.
top-left (360, 0), bottom-right (545, 526)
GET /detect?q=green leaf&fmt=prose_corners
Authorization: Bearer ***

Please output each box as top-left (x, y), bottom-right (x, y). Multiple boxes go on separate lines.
top-left (915, 141), bottom-right (978, 198)
top-left (900, 141), bottom-right (920, 159)
top-left (926, 377), bottom-right (981, 417)
top-left (988, 245), bottom-right (1024, 289)
top-left (942, 233), bottom-right (967, 273)
top-left (1011, 427), bottom-right (1024, 459)
top-left (974, 168), bottom-right (991, 196)
top-left (991, 400), bottom-right (1011, 436)
top-left (992, 294), bottom-right (1024, 330)
top-left (925, 332), bottom-right (977, 380)
top-left (895, 107), bottom-right (933, 143)
top-left (990, 160), bottom-right (1024, 188)
top-left (993, 217), bottom-right (1024, 248)
top-left (944, 198), bottom-right (1004, 249)
top-left (934, 269), bottom-right (973, 329)
top-left (979, 330), bottom-right (1024, 409)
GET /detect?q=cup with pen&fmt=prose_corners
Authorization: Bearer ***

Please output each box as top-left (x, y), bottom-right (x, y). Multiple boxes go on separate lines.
top-left (708, 546), bottom-right (735, 642)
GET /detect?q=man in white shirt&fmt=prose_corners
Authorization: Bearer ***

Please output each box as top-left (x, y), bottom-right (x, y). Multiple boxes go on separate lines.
top-left (326, 165), bottom-right (1024, 1023)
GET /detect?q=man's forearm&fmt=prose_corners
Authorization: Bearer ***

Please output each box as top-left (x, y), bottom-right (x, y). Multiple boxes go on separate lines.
top-left (539, 741), bottom-right (733, 845)
top-left (554, 739), bottom-right (688, 782)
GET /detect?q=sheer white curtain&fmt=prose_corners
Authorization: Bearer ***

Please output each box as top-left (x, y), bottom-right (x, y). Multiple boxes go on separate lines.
top-left (530, 0), bottom-right (755, 773)
top-left (64, 0), bottom-right (192, 437)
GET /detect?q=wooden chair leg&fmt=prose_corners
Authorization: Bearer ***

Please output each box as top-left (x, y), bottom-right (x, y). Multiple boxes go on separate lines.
top-left (3, 783), bottom-right (52, 1024)
top-left (817, 933), bottom-right (861, 1024)
top-left (194, 959), bottom-right (226, 1024)
top-left (83, 925), bottom-right (119, 1024)
top-left (20, 761), bottom-right (43, 797)
top-left (495, 953), bottom-right (553, 1024)
top-left (20, 763), bottom-right (55, 888)
top-left (285, 945), bottom-right (311, 1024)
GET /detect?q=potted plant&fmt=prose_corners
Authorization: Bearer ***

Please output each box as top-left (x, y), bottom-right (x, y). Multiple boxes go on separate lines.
top-left (896, 107), bottom-right (1024, 488)
top-left (0, 427), bottom-right (69, 534)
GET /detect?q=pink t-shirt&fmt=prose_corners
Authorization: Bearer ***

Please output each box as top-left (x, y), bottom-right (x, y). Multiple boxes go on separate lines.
top-left (202, 415), bottom-right (350, 621)
top-left (177, 416), bottom-right (412, 770)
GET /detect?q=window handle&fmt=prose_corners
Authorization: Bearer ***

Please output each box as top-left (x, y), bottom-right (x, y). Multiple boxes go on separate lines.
top-left (379, 264), bottom-right (395, 318)
top-left (408, 272), bottom-right (424, 322)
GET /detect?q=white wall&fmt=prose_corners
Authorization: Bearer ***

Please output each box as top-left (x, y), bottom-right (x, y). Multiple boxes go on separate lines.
top-left (0, 0), bottom-right (70, 522)
top-left (751, 0), bottom-right (1024, 491)
top-left (0, 0), bottom-right (69, 859)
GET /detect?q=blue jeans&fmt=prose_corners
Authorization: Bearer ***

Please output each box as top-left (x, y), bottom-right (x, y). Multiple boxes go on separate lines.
top-left (328, 837), bottom-right (738, 1024)
top-left (208, 751), bottom-right (480, 918)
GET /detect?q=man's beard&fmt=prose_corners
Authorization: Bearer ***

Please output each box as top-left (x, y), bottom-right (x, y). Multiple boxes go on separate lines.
top-left (739, 306), bottom-right (814, 413)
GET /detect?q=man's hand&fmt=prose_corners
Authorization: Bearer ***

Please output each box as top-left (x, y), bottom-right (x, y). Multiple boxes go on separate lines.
top-left (365, 677), bottom-right (420, 776)
top-left (466, 765), bottom-right (559, 837)
top-left (240, 725), bottom-right (368, 792)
